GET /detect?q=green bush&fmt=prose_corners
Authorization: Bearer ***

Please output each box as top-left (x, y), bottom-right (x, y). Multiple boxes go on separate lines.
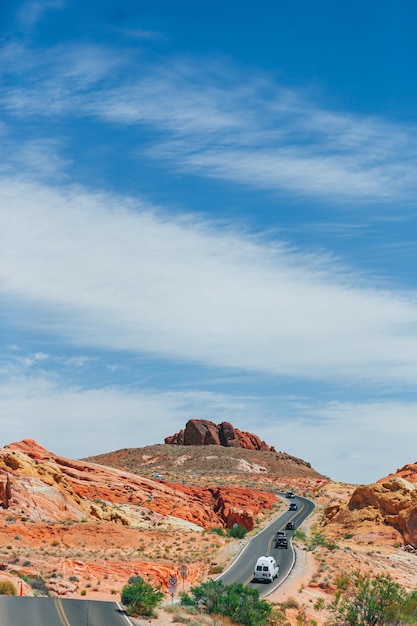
top-left (227, 525), bottom-right (248, 539)
top-left (292, 528), bottom-right (307, 541)
top-left (330, 571), bottom-right (417, 626)
top-left (182, 579), bottom-right (272, 626)
top-left (121, 577), bottom-right (164, 617)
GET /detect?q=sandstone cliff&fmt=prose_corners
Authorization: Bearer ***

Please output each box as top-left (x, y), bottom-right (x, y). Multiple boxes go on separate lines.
top-left (322, 462), bottom-right (417, 547)
top-left (165, 419), bottom-right (275, 451)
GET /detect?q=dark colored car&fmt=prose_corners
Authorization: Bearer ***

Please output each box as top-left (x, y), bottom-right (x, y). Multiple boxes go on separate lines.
top-left (285, 521), bottom-right (295, 530)
top-left (289, 502), bottom-right (298, 511)
top-left (274, 531), bottom-right (288, 548)
top-left (286, 491), bottom-right (295, 498)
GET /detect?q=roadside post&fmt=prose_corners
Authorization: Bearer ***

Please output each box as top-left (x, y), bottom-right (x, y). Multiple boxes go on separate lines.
top-left (180, 564), bottom-right (187, 592)
top-left (168, 575), bottom-right (177, 604)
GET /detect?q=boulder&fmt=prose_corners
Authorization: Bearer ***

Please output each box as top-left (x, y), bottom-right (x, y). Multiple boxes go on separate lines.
top-left (165, 420), bottom-right (275, 451)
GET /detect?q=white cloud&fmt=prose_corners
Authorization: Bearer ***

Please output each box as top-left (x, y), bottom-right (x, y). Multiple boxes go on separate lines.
top-left (90, 64), bottom-right (417, 202)
top-left (1, 178), bottom-right (417, 386)
top-left (1, 363), bottom-right (416, 484)
top-left (2, 44), bottom-right (416, 203)
top-left (259, 401), bottom-right (417, 485)
top-left (0, 366), bottom-right (264, 460)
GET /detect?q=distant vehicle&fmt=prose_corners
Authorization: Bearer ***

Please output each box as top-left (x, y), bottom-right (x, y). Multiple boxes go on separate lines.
top-left (274, 531), bottom-right (288, 549)
top-left (151, 472), bottom-right (164, 479)
top-left (286, 492), bottom-right (295, 498)
top-left (285, 521), bottom-right (296, 530)
top-left (289, 502), bottom-right (298, 511)
top-left (253, 556), bottom-right (279, 583)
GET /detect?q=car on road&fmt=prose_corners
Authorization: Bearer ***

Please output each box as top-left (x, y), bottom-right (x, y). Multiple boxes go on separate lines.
top-left (285, 491), bottom-right (295, 498)
top-left (253, 556), bottom-right (279, 582)
top-left (289, 502), bottom-right (298, 511)
top-left (273, 531), bottom-right (288, 548)
top-left (285, 521), bottom-right (295, 530)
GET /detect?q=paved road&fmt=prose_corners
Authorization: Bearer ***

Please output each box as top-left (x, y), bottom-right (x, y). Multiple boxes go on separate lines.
top-left (219, 494), bottom-right (315, 597)
top-left (0, 597), bottom-right (132, 626)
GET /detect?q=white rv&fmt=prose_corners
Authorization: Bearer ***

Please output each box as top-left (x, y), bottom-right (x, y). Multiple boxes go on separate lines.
top-left (253, 556), bottom-right (279, 583)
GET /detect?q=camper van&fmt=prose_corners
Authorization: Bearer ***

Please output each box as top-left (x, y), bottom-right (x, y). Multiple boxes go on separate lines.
top-left (253, 556), bottom-right (279, 583)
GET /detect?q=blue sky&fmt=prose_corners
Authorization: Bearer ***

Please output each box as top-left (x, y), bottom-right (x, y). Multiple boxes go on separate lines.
top-left (1, 0), bottom-right (417, 484)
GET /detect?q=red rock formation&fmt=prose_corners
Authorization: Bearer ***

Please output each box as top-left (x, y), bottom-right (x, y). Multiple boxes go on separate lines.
top-left (323, 463), bottom-right (417, 547)
top-left (165, 420), bottom-right (275, 451)
top-left (0, 439), bottom-right (277, 531)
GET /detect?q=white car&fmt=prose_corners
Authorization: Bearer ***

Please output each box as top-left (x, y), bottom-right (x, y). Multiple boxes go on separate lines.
top-left (253, 556), bottom-right (279, 583)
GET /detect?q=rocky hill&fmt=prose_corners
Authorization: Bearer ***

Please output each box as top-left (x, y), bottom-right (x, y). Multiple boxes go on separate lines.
top-left (322, 461), bottom-right (417, 547)
top-left (164, 419), bottom-right (275, 451)
top-left (86, 441), bottom-right (325, 489)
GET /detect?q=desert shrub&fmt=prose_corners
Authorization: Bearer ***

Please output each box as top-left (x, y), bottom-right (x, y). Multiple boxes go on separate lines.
top-left (182, 579), bottom-right (272, 626)
top-left (281, 597), bottom-right (299, 609)
top-left (269, 607), bottom-right (291, 626)
top-left (0, 581), bottom-right (17, 595)
top-left (330, 571), bottom-right (417, 625)
top-left (127, 575), bottom-right (143, 585)
top-left (21, 575), bottom-right (49, 596)
top-left (209, 527), bottom-right (225, 536)
top-left (292, 529), bottom-right (307, 542)
top-left (310, 530), bottom-right (337, 551)
top-left (121, 577), bottom-right (164, 617)
top-left (226, 525), bottom-right (247, 539)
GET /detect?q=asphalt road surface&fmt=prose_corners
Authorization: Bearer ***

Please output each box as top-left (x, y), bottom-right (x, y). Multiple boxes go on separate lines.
top-left (0, 597), bottom-right (132, 626)
top-left (219, 494), bottom-right (315, 597)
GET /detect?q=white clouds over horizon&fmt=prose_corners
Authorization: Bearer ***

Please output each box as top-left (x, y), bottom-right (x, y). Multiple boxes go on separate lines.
top-left (2, 178), bottom-right (417, 387)
top-left (0, 357), bottom-right (416, 484)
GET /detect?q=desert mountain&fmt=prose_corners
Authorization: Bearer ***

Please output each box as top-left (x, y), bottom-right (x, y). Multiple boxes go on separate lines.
top-left (164, 419), bottom-right (275, 451)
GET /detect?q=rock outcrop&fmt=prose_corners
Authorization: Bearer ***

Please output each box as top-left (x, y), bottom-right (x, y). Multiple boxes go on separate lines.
top-left (0, 439), bottom-right (277, 530)
top-left (165, 419), bottom-right (275, 451)
top-left (323, 462), bottom-right (417, 546)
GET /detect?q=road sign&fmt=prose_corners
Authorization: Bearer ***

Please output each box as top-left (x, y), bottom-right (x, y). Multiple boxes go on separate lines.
top-left (168, 576), bottom-right (177, 587)
top-left (180, 565), bottom-right (187, 578)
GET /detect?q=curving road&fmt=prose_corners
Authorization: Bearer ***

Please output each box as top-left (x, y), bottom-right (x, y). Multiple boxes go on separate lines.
top-left (0, 495), bottom-right (314, 622)
top-left (219, 494), bottom-right (315, 597)
top-left (0, 597), bottom-right (132, 626)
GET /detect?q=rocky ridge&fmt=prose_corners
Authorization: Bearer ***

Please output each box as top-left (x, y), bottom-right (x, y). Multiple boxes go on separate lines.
top-left (0, 439), bottom-right (279, 530)
top-left (165, 419), bottom-right (275, 451)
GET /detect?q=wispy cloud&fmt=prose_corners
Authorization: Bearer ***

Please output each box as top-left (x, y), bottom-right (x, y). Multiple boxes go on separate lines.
top-left (1, 178), bottom-right (417, 386)
top-left (17, 0), bottom-right (65, 32)
top-left (2, 44), bottom-right (417, 204)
